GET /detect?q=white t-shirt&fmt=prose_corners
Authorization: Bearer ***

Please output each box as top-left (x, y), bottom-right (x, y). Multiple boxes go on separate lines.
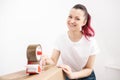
top-left (54, 33), bottom-right (99, 72)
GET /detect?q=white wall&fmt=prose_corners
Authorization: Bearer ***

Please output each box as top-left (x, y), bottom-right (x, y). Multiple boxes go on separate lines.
top-left (0, 0), bottom-right (120, 80)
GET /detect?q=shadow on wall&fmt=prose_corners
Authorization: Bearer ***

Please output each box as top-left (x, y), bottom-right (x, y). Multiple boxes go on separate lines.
top-left (104, 64), bottom-right (120, 80)
top-left (94, 52), bottom-right (120, 80)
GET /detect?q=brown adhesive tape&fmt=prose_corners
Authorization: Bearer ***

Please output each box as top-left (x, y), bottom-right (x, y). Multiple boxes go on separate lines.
top-left (27, 44), bottom-right (42, 62)
top-left (27, 61), bottom-right (40, 64)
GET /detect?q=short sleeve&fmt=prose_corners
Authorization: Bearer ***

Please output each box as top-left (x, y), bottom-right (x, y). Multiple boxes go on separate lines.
top-left (89, 38), bottom-right (100, 55)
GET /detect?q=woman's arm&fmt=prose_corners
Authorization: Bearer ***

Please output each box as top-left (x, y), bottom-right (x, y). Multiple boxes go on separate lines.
top-left (51, 49), bottom-right (60, 65)
top-left (42, 49), bottom-right (60, 66)
top-left (61, 55), bottom-right (96, 79)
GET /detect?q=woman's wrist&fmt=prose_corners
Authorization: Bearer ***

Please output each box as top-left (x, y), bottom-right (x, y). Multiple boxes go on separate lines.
top-left (46, 58), bottom-right (55, 65)
top-left (41, 55), bottom-right (55, 66)
top-left (68, 72), bottom-right (79, 79)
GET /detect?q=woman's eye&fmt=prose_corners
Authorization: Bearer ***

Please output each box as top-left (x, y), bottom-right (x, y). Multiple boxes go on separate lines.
top-left (76, 18), bottom-right (80, 20)
top-left (68, 16), bottom-right (72, 18)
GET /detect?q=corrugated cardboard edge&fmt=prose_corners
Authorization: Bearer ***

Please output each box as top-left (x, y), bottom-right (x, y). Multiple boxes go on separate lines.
top-left (24, 66), bottom-right (65, 80)
top-left (0, 66), bottom-right (65, 80)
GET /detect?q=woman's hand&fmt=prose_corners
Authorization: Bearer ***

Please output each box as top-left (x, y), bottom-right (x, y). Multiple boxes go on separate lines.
top-left (41, 55), bottom-right (55, 66)
top-left (58, 64), bottom-right (75, 79)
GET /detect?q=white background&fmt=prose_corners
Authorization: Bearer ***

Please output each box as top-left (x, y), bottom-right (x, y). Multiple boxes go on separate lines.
top-left (0, 0), bottom-right (120, 80)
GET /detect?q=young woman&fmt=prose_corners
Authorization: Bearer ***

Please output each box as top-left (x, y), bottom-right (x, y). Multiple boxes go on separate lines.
top-left (42, 4), bottom-right (99, 80)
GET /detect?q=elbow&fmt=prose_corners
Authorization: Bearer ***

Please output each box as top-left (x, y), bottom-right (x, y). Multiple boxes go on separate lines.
top-left (83, 67), bottom-right (93, 76)
top-left (87, 68), bottom-right (93, 76)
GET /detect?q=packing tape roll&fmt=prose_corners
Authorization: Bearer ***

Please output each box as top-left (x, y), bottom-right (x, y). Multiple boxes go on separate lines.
top-left (26, 64), bottom-right (41, 74)
top-left (27, 44), bottom-right (42, 62)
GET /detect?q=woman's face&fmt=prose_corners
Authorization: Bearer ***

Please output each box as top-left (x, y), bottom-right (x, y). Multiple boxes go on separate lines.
top-left (67, 8), bottom-right (86, 32)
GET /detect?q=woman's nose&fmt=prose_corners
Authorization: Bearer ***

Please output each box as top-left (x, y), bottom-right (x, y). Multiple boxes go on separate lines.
top-left (70, 19), bottom-right (75, 23)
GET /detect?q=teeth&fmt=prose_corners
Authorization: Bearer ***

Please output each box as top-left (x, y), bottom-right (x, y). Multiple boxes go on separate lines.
top-left (71, 25), bottom-right (76, 27)
top-left (69, 24), bottom-right (76, 27)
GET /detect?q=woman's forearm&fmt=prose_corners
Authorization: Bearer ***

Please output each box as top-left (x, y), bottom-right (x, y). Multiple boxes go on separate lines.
top-left (45, 58), bottom-right (56, 65)
top-left (70, 68), bottom-right (93, 79)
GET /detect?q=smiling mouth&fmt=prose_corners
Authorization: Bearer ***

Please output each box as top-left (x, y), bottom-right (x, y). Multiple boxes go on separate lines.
top-left (70, 25), bottom-right (76, 27)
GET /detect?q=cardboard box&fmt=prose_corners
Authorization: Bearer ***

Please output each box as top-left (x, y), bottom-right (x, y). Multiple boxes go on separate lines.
top-left (0, 66), bottom-right (65, 80)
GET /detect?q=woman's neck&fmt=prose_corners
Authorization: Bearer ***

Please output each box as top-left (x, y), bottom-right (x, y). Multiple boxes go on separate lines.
top-left (68, 31), bottom-right (83, 42)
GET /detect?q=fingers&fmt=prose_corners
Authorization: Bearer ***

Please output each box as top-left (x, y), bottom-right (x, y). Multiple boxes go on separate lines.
top-left (41, 55), bottom-right (48, 66)
top-left (41, 55), bottom-right (55, 66)
top-left (57, 64), bottom-right (72, 73)
top-left (57, 64), bottom-right (64, 68)
top-left (57, 64), bottom-right (73, 79)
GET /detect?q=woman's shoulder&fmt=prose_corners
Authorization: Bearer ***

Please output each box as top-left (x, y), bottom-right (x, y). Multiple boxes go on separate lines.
top-left (83, 36), bottom-right (96, 41)
top-left (82, 36), bottom-right (97, 46)
top-left (82, 35), bottom-right (95, 41)
top-left (89, 36), bottom-right (96, 41)
top-left (87, 36), bottom-right (99, 49)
